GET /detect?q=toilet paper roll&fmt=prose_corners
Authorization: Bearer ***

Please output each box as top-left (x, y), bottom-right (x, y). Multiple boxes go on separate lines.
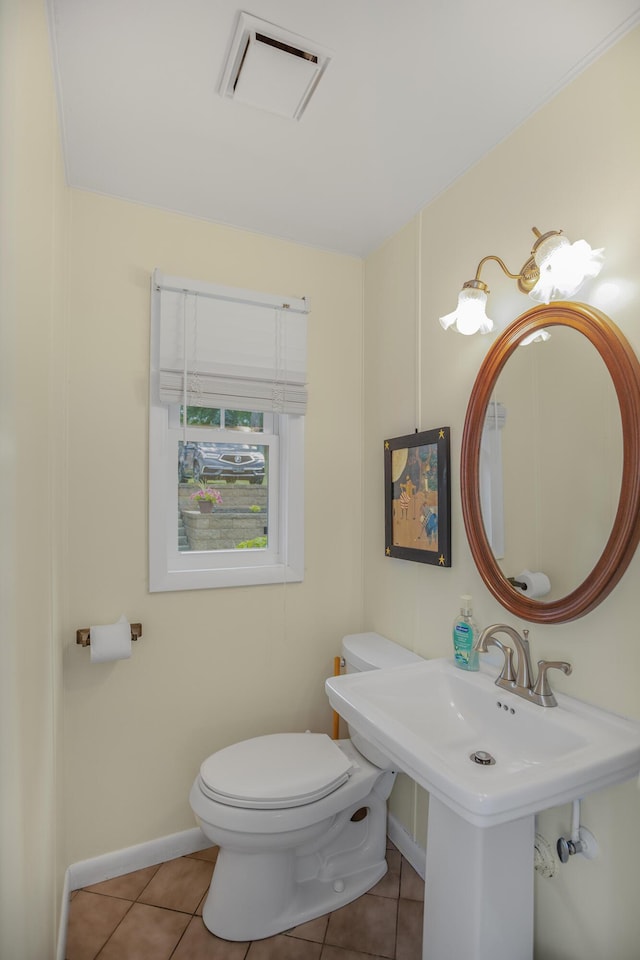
top-left (515, 570), bottom-right (551, 600)
top-left (90, 615), bottom-right (132, 663)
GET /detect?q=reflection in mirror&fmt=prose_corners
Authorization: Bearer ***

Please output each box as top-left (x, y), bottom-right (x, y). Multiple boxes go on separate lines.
top-left (487, 327), bottom-right (622, 601)
top-left (480, 401), bottom-right (506, 559)
top-left (461, 302), bottom-right (640, 624)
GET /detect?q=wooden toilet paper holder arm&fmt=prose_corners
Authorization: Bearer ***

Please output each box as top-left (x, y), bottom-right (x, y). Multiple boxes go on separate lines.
top-left (76, 623), bottom-right (143, 647)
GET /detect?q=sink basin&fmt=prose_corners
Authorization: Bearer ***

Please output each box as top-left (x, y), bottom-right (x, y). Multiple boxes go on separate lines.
top-left (326, 658), bottom-right (640, 826)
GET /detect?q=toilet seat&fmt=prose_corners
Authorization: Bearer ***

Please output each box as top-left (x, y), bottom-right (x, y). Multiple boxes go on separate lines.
top-left (199, 733), bottom-right (355, 810)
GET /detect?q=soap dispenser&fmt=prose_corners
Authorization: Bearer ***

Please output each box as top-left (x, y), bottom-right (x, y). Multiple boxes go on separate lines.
top-left (452, 595), bottom-right (479, 671)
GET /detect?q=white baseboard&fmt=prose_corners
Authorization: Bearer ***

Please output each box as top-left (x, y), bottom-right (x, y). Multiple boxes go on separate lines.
top-left (66, 826), bottom-right (210, 892)
top-left (56, 869), bottom-right (71, 960)
top-left (387, 813), bottom-right (426, 880)
top-left (57, 826), bottom-right (210, 960)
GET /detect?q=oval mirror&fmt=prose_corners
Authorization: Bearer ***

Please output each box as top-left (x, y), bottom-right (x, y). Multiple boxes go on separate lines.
top-left (461, 302), bottom-right (640, 623)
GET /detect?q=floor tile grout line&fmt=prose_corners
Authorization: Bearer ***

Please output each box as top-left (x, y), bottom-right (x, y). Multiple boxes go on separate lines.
top-left (90, 898), bottom-right (136, 960)
top-left (82, 854), bottom-right (213, 917)
top-left (393, 894), bottom-right (400, 960)
top-left (139, 902), bottom-right (200, 917)
top-left (165, 912), bottom-right (193, 960)
top-left (90, 895), bottom-right (200, 960)
top-left (79, 886), bottom-right (202, 919)
top-left (133, 860), bottom-right (163, 904)
top-left (76, 889), bottom-right (137, 906)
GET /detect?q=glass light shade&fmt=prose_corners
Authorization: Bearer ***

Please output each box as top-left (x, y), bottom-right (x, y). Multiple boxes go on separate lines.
top-left (529, 235), bottom-right (604, 303)
top-left (439, 287), bottom-right (494, 335)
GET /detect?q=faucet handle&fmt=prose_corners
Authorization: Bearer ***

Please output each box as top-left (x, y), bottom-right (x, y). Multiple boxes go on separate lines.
top-left (481, 636), bottom-right (516, 685)
top-left (532, 660), bottom-right (572, 707)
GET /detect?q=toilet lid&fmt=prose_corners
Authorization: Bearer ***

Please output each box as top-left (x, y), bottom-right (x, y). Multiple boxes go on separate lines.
top-left (199, 733), bottom-right (355, 809)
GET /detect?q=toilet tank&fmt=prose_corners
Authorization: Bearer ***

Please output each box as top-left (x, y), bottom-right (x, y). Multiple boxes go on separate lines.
top-left (342, 632), bottom-right (422, 674)
top-left (340, 633), bottom-right (423, 769)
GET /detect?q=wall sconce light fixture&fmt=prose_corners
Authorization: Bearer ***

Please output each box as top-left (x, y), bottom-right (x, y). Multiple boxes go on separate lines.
top-left (440, 227), bottom-right (604, 335)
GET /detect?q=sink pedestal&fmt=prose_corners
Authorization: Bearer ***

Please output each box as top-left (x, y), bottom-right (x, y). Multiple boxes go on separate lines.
top-left (423, 798), bottom-right (534, 960)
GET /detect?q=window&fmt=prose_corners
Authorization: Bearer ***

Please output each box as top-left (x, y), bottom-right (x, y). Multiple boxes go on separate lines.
top-left (149, 271), bottom-right (308, 591)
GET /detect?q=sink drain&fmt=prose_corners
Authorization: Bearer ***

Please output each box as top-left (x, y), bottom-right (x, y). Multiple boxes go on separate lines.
top-left (470, 750), bottom-right (496, 765)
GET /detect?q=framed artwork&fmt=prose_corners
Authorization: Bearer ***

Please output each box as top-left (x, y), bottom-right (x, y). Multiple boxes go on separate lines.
top-left (384, 427), bottom-right (451, 566)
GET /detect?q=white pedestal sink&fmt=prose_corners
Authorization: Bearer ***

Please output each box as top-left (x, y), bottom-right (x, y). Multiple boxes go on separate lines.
top-left (326, 658), bottom-right (640, 960)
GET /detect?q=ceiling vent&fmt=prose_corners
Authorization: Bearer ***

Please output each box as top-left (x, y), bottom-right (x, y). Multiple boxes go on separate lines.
top-left (219, 12), bottom-right (331, 121)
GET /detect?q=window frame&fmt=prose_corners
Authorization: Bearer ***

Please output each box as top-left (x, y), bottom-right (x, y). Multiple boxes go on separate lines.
top-left (149, 279), bottom-right (305, 592)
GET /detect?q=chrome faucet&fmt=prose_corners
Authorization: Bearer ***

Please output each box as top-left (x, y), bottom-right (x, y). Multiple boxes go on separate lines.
top-left (473, 623), bottom-right (571, 707)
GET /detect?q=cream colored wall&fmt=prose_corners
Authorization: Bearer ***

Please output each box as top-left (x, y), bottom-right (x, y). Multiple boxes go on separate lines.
top-left (0, 1), bottom-right (67, 958)
top-left (62, 191), bottom-right (364, 863)
top-left (364, 26), bottom-right (640, 960)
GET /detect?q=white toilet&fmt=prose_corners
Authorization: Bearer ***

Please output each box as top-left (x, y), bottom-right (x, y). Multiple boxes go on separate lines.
top-left (189, 632), bottom-right (422, 941)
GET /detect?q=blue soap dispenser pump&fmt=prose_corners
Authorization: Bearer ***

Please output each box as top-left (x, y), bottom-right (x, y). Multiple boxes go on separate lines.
top-left (453, 595), bottom-right (479, 671)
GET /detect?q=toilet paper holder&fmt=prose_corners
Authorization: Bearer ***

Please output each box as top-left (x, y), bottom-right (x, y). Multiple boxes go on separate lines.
top-left (76, 623), bottom-right (143, 647)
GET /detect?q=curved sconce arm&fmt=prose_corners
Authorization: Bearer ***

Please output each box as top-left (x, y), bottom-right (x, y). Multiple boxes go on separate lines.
top-left (472, 254), bottom-right (523, 287)
top-left (440, 226), bottom-right (604, 336)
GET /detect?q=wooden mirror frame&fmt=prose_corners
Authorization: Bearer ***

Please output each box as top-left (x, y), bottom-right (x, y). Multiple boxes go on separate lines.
top-left (461, 302), bottom-right (640, 623)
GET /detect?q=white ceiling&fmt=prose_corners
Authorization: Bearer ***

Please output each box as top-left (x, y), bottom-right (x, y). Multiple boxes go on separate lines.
top-left (47, 0), bottom-right (640, 257)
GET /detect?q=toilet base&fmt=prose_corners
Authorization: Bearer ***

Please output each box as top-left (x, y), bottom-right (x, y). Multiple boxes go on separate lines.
top-left (200, 771), bottom-right (394, 941)
top-left (202, 847), bottom-right (387, 941)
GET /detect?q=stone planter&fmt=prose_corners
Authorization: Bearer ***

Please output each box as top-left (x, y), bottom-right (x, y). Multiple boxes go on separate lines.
top-left (196, 501), bottom-right (214, 514)
top-left (182, 509), bottom-right (267, 551)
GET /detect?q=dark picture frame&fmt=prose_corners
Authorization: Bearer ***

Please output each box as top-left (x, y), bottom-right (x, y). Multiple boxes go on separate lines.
top-left (384, 427), bottom-right (451, 566)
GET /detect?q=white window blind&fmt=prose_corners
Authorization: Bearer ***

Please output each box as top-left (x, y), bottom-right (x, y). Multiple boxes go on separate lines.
top-left (153, 270), bottom-right (309, 415)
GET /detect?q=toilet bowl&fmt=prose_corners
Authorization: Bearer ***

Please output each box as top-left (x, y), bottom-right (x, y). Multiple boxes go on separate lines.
top-left (189, 632), bottom-right (422, 942)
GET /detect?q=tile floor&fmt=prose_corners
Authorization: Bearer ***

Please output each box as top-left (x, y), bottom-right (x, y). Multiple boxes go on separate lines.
top-left (65, 841), bottom-right (424, 960)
